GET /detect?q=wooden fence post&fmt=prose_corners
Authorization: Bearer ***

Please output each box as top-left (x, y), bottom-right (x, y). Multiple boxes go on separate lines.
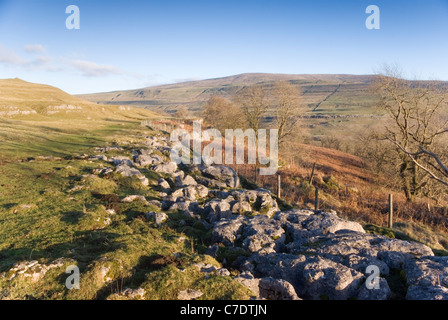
top-left (309, 162), bottom-right (316, 185)
top-left (254, 165), bottom-right (258, 185)
top-left (315, 187), bottom-right (319, 211)
top-left (277, 174), bottom-right (281, 199)
top-left (388, 194), bottom-right (393, 229)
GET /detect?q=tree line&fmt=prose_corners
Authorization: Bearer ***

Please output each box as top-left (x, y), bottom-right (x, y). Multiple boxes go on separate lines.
top-left (174, 67), bottom-right (448, 203)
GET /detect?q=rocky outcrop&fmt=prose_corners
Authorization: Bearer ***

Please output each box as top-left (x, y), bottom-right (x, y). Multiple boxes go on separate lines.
top-left (5, 258), bottom-right (76, 283)
top-left (113, 134), bottom-right (446, 301)
top-left (198, 165), bottom-right (240, 188)
top-left (404, 256), bottom-right (448, 300)
top-left (209, 208), bottom-right (441, 300)
top-left (7, 130), bottom-right (444, 301)
top-left (133, 149), bottom-right (164, 167)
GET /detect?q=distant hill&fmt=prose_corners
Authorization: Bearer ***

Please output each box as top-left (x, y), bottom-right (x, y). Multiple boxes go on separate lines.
top-left (77, 73), bottom-right (381, 116)
top-left (0, 78), bottom-right (159, 120)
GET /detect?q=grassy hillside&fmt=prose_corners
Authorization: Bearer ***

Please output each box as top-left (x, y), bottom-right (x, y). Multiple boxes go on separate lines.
top-left (0, 78), bottom-right (160, 121)
top-left (77, 73), bottom-right (380, 115)
top-left (0, 78), bottom-right (161, 160)
top-left (0, 80), bottom-right (253, 300)
top-left (0, 79), bottom-right (446, 301)
top-left (76, 73), bottom-right (387, 142)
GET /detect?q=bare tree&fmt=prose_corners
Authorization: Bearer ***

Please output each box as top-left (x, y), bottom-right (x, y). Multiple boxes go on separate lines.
top-left (234, 85), bottom-right (270, 137)
top-left (374, 65), bottom-right (448, 200)
top-left (174, 105), bottom-right (190, 119)
top-left (273, 81), bottom-right (303, 146)
top-left (202, 95), bottom-right (246, 132)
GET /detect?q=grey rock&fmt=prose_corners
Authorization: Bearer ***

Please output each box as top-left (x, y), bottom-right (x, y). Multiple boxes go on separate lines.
top-left (253, 189), bottom-right (279, 218)
top-left (196, 177), bottom-right (228, 189)
top-left (134, 154), bottom-right (155, 167)
top-left (145, 211), bottom-right (168, 226)
top-left (211, 216), bottom-right (247, 246)
top-left (147, 200), bottom-right (162, 209)
top-left (404, 256), bottom-right (448, 288)
top-left (110, 156), bottom-right (134, 167)
top-left (195, 184), bottom-right (209, 198)
top-left (6, 258), bottom-right (76, 282)
top-left (231, 200), bottom-right (252, 214)
top-left (232, 190), bottom-right (259, 203)
top-left (251, 253), bottom-right (362, 300)
top-left (377, 251), bottom-right (408, 270)
top-left (175, 174), bottom-right (197, 187)
top-left (357, 278), bottom-right (391, 300)
top-left (205, 245), bottom-right (219, 258)
top-left (115, 165), bottom-right (149, 186)
top-left (259, 277), bottom-right (301, 300)
top-left (344, 254), bottom-right (390, 276)
top-left (168, 200), bottom-right (202, 219)
top-left (178, 289), bottom-right (203, 300)
top-left (209, 190), bottom-right (231, 199)
top-left (406, 285), bottom-right (448, 300)
top-left (119, 288), bottom-right (146, 300)
top-left (204, 199), bottom-right (233, 223)
top-left (216, 268), bottom-right (231, 277)
top-left (301, 256), bottom-right (364, 300)
top-left (241, 215), bottom-right (285, 253)
top-left (234, 272), bottom-right (260, 297)
top-left (133, 149), bottom-right (164, 167)
top-left (286, 228), bottom-right (433, 274)
top-left (121, 195), bottom-right (148, 204)
top-left (151, 162), bottom-right (178, 174)
top-left (157, 178), bottom-right (171, 190)
top-left (201, 165), bottom-right (240, 188)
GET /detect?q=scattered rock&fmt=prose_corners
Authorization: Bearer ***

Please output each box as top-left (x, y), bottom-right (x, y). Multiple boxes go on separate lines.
top-left (145, 211), bottom-right (168, 226)
top-left (216, 268), bottom-right (231, 277)
top-left (6, 258), bottom-right (76, 282)
top-left (115, 165), bottom-right (149, 186)
top-left (119, 288), bottom-right (146, 300)
top-left (151, 162), bottom-right (178, 174)
top-left (178, 288), bottom-right (203, 300)
top-left (110, 156), bottom-right (134, 167)
top-left (175, 174), bottom-right (197, 188)
top-left (158, 178), bottom-right (171, 190)
top-left (121, 195), bottom-right (148, 204)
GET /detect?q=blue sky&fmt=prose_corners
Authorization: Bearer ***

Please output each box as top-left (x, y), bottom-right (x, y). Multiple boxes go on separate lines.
top-left (0, 0), bottom-right (447, 94)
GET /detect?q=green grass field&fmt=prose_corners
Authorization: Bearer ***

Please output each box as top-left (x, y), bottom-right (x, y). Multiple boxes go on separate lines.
top-left (0, 120), bottom-right (252, 300)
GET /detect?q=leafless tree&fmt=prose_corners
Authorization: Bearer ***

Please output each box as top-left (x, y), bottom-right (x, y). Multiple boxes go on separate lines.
top-left (202, 95), bottom-right (246, 132)
top-left (374, 65), bottom-right (448, 200)
top-left (272, 81), bottom-right (303, 146)
top-left (174, 105), bottom-right (190, 119)
top-left (234, 84), bottom-right (270, 138)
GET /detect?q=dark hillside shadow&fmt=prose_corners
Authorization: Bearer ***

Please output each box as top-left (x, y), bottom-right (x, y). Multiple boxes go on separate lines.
top-left (0, 230), bottom-right (123, 273)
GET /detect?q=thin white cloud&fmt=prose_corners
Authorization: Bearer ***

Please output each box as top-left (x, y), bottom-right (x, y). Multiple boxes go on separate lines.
top-left (24, 44), bottom-right (46, 53)
top-left (69, 59), bottom-right (122, 77)
top-left (0, 45), bottom-right (29, 65)
top-left (0, 44), bottom-right (141, 80)
top-left (28, 56), bottom-right (62, 72)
